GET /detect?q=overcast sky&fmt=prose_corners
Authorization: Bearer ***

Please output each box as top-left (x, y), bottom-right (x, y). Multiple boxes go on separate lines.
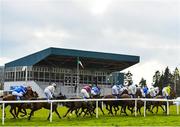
top-left (0, 0), bottom-right (180, 84)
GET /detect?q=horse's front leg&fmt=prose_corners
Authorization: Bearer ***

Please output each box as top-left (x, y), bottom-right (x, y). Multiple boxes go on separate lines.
top-left (99, 103), bottom-right (105, 115)
top-left (28, 109), bottom-right (35, 120)
top-left (156, 106), bottom-right (158, 114)
top-left (63, 108), bottom-right (72, 118)
top-left (54, 107), bottom-right (61, 119)
top-left (10, 106), bottom-right (16, 119)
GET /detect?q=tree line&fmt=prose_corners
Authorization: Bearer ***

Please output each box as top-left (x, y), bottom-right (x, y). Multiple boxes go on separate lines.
top-left (124, 67), bottom-right (180, 95)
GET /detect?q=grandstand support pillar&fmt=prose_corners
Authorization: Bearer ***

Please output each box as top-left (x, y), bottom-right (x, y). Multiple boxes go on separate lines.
top-left (14, 67), bottom-right (16, 81)
top-left (50, 101), bottom-right (53, 122)
top-left (135, 99), bottom-right (137, 117)
top-left (167, 100), bottom-right (169, 115)
top-left (2, 103), bottom-right (5, 125)
top-left (96, 100), bottom-right (98, 118)
top-left (144, 100), bottom-right (146, 117)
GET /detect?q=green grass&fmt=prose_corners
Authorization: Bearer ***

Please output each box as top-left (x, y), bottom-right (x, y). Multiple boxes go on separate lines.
top-left (0, 105), bottom-right (180, 126)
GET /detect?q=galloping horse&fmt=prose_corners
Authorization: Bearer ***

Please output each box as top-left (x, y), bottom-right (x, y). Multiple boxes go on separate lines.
top-left (63, 96), bottom-right (95, 118)
top-left (91, 95), bottom-right (105, 115)
top-left (151, 87), bottom-right (176, 114)
top-left (2, 87), bottom-right (38, 118)
top-left (3, 94), bottom-right (17, 118)
top-left (28, 93), bottom-right (66, 120)
top-left (16, 90), bottom-right (39, 117)
top-left (103, 88), bottom-right (129, 115)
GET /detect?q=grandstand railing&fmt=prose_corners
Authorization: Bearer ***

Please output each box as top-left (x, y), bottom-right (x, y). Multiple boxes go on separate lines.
top-left (0, 98), bottom-right (180, 125)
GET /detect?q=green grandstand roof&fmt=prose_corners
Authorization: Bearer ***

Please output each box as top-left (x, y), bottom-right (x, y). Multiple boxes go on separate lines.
top-left (5, 47), bottom-right (140, 71)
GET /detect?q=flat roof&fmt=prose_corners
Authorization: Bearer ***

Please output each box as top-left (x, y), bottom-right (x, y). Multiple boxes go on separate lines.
top-left (5, 47), bottom-right (140, 72)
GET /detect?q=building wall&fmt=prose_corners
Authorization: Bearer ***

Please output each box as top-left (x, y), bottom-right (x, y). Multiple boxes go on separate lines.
top-left (4, 66), bottom-right (112, 85)
top-left (4, 66), bottom-right (124, 97)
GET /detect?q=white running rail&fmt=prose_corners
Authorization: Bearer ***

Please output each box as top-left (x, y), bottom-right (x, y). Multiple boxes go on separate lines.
top-left (0, 98), bottom-right (180, 125)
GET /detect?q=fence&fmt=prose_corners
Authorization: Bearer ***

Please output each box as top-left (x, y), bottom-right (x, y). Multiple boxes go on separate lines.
top-left (0, 98), bottom-right (180, 125)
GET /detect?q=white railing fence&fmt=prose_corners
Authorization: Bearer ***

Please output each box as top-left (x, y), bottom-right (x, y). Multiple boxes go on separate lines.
top-left (0, 98), bottom-right (180, 125)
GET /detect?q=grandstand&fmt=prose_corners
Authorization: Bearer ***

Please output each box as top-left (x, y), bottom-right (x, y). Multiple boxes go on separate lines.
top-left (4, 47), bottom-right (139, 97)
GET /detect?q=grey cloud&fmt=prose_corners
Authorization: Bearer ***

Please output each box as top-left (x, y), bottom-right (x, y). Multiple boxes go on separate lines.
top-left (1, 0), bottom-right (180, 68)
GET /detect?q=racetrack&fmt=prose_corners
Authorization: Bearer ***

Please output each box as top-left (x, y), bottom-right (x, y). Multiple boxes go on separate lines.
top-left (0, 105), bottom-right (180, 126)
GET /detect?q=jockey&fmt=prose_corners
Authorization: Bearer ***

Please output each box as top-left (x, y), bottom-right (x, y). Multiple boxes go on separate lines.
top-left (149, 86), bottom-right (158, 97)
top-left (81, 84), bottom-right (91, 99)
top-left (91, 84), bottom-right (101, 97)
top-left (118, 85), bottom-right (127, 95)
top-left (142, 85), bottom-right (149, 97)
top-left (44, 83), bottom-right (57, 100)
top-left (162, 85), bottom-right (171, 99)
top-left (154, 87), bottom-right (159, 95)
top-left (11, 85), bottom-right (27, 100)
top-left (112, 84), bottom-right (120, 97)
top-left (127, 83), bottom-right (137, 98)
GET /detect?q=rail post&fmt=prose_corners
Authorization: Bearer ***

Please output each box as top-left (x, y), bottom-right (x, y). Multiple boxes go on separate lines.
top-left (167, 100), bottom-right (169, 115)
top-left (50, 101), bottom-right (53, 122)
top-left (144, 100), bottom-right (146, 117)
top-left (2, 102), bottom-right (5, 125)
top-left (96, 100), bottom-right (98, 118)
top-left (135, 99), bottom-right (137, 117)
top-left (101, 101), bottom-right (104, 109)
top-left (177, 103), bottom-right (179, 115)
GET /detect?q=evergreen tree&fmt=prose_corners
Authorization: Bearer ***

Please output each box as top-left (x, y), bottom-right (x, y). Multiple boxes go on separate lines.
top-left (163, 67), bottom-right (172, 87)
top-left (172, 67), bottom-right (180, 93)
top-left (153, 71), bottom-right (161, 87)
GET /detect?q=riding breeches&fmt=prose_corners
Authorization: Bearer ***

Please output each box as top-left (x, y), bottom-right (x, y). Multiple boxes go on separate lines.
top-left (44, 89), bottom-right (53, 99)
top-left (162, 89), bottom-right (169, 98)
top-left (91, 90), bottom-right (99, 96)
top-left (12, 91), bottom-right (23, 96)
top-left (81, 89), bottom-right (90, 98)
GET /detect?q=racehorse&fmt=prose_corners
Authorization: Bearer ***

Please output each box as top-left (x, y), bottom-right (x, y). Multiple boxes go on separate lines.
top-left (103, 88), bottom-right (129, 115)
top-left (2, 87), bottom-right (37, 119)
top-left (151, 87), bottom-right (176, 114)
top-left (2, 94), bottom-right (17, 118)
top-left (63, 97), bottom-right (95, 118)
top-left (28, 93), bottom-right (66, 120)
top-left (91, 95), bottom-right (105, 115)
top-left (16, 90), bottom-right (39, 117)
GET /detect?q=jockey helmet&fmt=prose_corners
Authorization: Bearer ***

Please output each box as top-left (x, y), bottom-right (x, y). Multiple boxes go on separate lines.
top-left (51, 83), bottom-right (57, 88)
top-left (92, 84), bottom-right (96, 87)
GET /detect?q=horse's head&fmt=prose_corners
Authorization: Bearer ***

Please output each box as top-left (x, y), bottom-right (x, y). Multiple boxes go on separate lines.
top-left (121, 88), bottom-right (128, 95)
top-left (24, 89), bottom-right (38, 99)
top-left (56, 94), bottom-right (66, 100)
top-left (135, 87), bottom-right (143, 98)
top-left (146, 93), bottom-right (153, 98)
top-left (33, 91), bottom-right (39, 98)
top-left (170, 89), bottom-right (176, 99)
